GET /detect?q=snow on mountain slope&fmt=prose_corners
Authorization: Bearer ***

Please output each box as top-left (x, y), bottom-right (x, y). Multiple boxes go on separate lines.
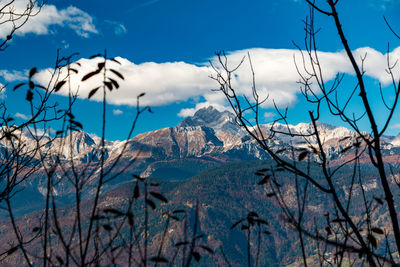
top-left (6, 105), bottom-right (400, 203)
top-left (390, 133), bottom-right (400, 147)
top-left (131, 125), bottom-right (224, 158)
top-left (3, 105), bottom-right (400, 172)
top-left (178, 106), bottom-right (245, 136)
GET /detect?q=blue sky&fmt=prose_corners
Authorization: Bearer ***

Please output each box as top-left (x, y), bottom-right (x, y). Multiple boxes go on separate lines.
top-left (0, 0), bottom-right (400, 140)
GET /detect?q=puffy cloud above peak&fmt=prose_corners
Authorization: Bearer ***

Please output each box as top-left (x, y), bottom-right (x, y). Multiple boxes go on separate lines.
top-left (29, 46), bottom-right (400, 117)
top-left (34, 56), bottom-right (217, 107)
top-left (0, 1), bottom-right (97, 38)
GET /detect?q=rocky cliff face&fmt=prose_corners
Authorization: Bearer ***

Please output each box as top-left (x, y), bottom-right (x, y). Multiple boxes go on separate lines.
top-left (132, 126), bottom-right (224, 158)
top-left (178, 106), bottom-right (244, 136)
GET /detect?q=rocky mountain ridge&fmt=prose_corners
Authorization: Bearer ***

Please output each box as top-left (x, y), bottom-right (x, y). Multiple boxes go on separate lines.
top-left (4, 106), bottom-right (400, 167)
top-left (4, 106), bottom-right (400, 202)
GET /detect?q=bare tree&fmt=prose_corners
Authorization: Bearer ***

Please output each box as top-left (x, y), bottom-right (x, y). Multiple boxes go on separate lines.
top-left (0, 0), bottom-right (44, 51)
top-left (0, 47), bottom-right (214, 265)
top-left (0, 1), bottom-right (214, 264)
top-left (0, 0), bottom-right (48, 203)
top-left (212, 1), bottom-right (400, 266)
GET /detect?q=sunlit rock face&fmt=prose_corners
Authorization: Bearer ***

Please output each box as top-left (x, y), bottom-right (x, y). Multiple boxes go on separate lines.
top-left (178, 106), bottom-right (244, 136)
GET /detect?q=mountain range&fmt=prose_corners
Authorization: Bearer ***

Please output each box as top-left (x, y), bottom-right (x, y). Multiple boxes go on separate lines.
top-left (0, 106), bottom-right (397, 266)
top-left (2, 105), bottom-right (400, 204)
top-left (11, 106), bottom-right (400, 161)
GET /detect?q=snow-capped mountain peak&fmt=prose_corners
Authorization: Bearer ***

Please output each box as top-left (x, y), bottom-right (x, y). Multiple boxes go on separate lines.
top-left (177, 106), bottom-right (244, 136)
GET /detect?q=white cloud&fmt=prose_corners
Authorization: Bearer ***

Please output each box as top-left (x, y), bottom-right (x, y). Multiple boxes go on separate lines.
top-left (0, 1), bottom-right (97, 38)
top-left (207, 46), bottom-right (400, 108)
top-left (208, 48), bottom-right (351, 108)
top-left (15, 112), bottom-right (29, 120)
top-left (34, 57), bottom-right (217, 107)
top-left (264, 112), bottom-right (276, 120)
top-left (113, 24), bottom-right (127, 35)
top-left (105, 20), bottom-right (127, 35)
top-left (31, 46), bottom-right (400, 117)
top-left (113, 109), bottom-right (123, 115)
top-left (352, 47), bottom-right (400, 85)
top-left (0, 70), bottom-right (27, 82)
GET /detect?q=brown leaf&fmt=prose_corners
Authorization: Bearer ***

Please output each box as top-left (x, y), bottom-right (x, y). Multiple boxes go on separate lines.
top-left (88, 87), bottom-right (100, 99)
top-left (29, 67), bottom-right (37, 78)
top-left (13, 82), bottom-right (25, 91)
top-left (298, 151), bottom-right (309, 161)
top-left (110, 69), bottom-right (124, 80)
top-left (81, 70), bottom-right (100, 81)
top-left (371, 227), bottom-right (384, 235)
top-left (54, 80), bottom-right (66, 92)
top-left (146, 199), bottom-right (156, 209)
